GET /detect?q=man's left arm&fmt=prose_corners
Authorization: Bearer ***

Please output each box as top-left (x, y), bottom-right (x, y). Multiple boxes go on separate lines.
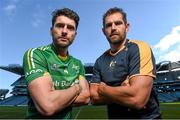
top-left (98, 75), bottom-right (153, 109)
top-left (72, 75), bottom-right (90, 106)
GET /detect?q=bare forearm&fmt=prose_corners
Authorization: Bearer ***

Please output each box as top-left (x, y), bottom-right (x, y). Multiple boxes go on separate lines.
top-left (72, 80), bottom-right (90, 106)
top-left (32, 84), bottom-right (80, 116)
top-left (99, 85), bottom-right (135, 107)
top-left (98, 83), bottom-right (151, 109)
top-left (49, 84), bottom-right (80, 109)
top-left (72, 91), bottom-right (90, 106)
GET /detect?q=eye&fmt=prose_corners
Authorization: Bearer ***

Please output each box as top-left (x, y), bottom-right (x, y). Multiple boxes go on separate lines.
top-left (67, 25), bottom-right (75, 31)
top-left (105, 23), bottom-right (112, 28)
top-left (114, 21), bottom-right (122, 26)
top-left (55, 23), bottom-right (64, 28)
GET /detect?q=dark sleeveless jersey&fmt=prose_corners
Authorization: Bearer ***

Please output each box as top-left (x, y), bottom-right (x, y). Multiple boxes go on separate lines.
top-left (92, 39), bottom-right (161, 119)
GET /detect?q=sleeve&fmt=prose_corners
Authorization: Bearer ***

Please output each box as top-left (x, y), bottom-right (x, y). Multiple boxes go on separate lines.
top-left (91, 58), bottom-right (101, 83)
top-left (128, 41), bottom-right (156, 79)
top-left (78, 60), bottom-right (85, 77)
top-left (23, 48), bottom-right (49, 84)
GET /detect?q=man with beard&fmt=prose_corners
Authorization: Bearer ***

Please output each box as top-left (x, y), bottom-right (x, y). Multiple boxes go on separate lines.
top-left (23, 8), bottom-right (90, 119)
top-left (90, 7), bottom-right (161, 119)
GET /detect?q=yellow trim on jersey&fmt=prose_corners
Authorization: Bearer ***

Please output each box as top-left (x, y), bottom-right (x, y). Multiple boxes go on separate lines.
top-left (27, 49), bottom-right (32, 70)
top-left (109, 46), bottom-right (125, 56)
top-left (129, 74), bottom-right (156, 79)
top-left (58, 55), bottom-right (68, 61)
top-left (78, 75), bottom-right (85, 80)
top-left (43, 72), bottom-right (50, 76)
top-left (129, 40), bottom-right (154, 76)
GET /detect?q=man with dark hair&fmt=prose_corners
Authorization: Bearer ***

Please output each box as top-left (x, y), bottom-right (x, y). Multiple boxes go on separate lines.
top-left (23, 8), bottom-right (90, 119)
top-left (90, 7), bottom-right (161, 119)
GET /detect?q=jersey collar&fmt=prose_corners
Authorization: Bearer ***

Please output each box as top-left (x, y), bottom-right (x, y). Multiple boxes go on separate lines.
top-left (109, 39), bottom-right (129, 56)
top-left (51, 43), bottom-right (71, 63)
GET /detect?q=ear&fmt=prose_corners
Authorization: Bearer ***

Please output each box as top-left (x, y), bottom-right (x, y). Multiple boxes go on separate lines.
top-left (126, 23), bottom-right (130, 32)
top-left (75, 31), bottom-right (77, 36)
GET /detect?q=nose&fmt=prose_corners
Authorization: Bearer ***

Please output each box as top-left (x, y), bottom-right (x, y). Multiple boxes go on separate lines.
top-left (61, 26), bottom-right (68, 36)
top-left (62, 26), bottom-right (68, 33)
top-left (111, 23), bottom-right (116, 30)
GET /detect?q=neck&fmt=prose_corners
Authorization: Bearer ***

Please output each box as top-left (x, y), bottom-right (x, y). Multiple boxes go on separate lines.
top-left (58, 50), bottom-right (68, 57)
top-left (110, 39), bottom-right (126, 53)
top-left (53, 43), bottom-right (68, 57)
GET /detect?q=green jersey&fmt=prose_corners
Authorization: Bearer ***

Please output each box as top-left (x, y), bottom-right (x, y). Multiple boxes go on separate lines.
top-left (23, 44), bottom-right (85, 119)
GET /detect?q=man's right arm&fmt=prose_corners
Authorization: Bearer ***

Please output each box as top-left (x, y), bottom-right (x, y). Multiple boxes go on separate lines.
top-left (28, 75), bottom-right (81, 116)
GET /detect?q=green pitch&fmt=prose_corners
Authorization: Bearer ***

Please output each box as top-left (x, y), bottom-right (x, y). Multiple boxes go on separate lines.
top-left (0, 102), bottom-right (180, 119)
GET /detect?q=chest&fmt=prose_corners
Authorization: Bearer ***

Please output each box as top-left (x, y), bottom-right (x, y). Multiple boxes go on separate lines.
top-left (100, 51), bottom-right (129, 86)
top-left (45, 53), bottom-right (80, 89)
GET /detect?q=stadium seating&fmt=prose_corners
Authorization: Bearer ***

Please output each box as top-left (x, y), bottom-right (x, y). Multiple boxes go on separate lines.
top-left (0, 89), bottom-right (9, 100)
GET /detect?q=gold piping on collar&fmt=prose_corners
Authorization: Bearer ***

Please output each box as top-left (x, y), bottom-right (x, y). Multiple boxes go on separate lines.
top-left (58, 55), bottom-right (68, 61)
top-left (109, 45), bottom-right (125, 56)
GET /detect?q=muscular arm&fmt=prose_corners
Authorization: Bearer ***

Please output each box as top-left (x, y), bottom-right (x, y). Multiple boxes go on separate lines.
top-left (90, 83), bottom-right (111, 105)
top-left (72, 78), bottom-right (90, 106)
top-left (28, 75), bottom-right (81, 116)
top-left (90, 79), bottom-right (130, 105)
top-left (98, 75), bottom-right (153, 109)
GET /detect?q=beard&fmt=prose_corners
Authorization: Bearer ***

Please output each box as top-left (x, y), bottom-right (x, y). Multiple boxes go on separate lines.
top-left (107, 31), bottom-right (127, 45)
top-left (108, 38), bottom-right (122, 44)
top-left (107, 36), bottom-right (124, 45)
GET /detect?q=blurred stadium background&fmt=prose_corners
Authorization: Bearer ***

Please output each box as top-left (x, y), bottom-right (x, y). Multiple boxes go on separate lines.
top-left (0, 61), bottom-right (180, 119)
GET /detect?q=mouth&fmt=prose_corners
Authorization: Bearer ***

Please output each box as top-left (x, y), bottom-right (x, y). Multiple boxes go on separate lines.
top-left (58, 37), bottom-right (68, 41)
top-left (110, 34), bottom-right (119, 38)
top-left (110, 33), bottom-right (119, 37)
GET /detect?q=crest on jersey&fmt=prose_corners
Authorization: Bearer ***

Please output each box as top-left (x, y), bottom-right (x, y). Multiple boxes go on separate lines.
top-left (51, 64), bottom-right (58, 71)
top-left (64, 68), bottom-right (68, 74)
top-left (109, 60), bottom-right (116, 69)
top-left (72, 64), bottom-right (78, 70)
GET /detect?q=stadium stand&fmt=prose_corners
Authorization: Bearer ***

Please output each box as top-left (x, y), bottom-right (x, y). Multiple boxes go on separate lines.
top-left (0, 95), bottom-right (27, 106)
top-left (154, 61), bottom-right (180, 102)
top-left (0, 65), bottom-right (27, 106)
top-left (0, 61), bottom-right (180, 106)
top-left (0, 89), bottom-right (9, 100)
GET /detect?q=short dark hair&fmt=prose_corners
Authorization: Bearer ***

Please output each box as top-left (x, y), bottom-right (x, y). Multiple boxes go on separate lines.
top-left (51, 8), bottom-right (80, 29)
top-left (103, 7), bottom-right (127, 27)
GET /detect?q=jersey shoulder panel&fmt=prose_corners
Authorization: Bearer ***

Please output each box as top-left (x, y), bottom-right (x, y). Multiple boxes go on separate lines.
top-left (23, 44), bottom-right (52, 84)
top-left (128, 39), bottom-right (151, 49)
top-left (36, 44), bottom-right (52, 52)
top-left (127, 39), bottom-right (156, 78)
top-left (23, 44), bottom-right (52, 69)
